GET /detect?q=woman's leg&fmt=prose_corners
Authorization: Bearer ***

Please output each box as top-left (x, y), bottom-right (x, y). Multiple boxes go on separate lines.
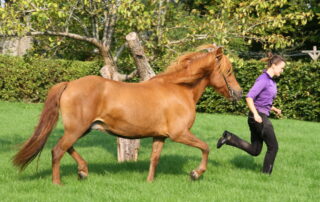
top-left (260, 115), bottom-right (278, 174)
top-left (217, 113), bottom-right (263, 156)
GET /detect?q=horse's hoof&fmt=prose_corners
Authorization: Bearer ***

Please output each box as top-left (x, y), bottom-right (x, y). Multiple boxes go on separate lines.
top-left (52, 181), bottom-right (63, 186)
top-left (146, 179), bottom-right (154, 183)
top-left (190, 170), bottom-right (200, 180)
top-left (78, 171), bottom-right (88, 180)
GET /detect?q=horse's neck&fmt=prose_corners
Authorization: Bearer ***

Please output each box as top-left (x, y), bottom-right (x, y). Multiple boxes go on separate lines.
top-left (190, 78), bottom-right (209, 103)
top-left (151, 67), bottom-right (211, 103)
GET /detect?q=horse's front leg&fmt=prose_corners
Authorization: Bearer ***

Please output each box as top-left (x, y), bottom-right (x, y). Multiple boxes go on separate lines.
top-left (172, 130), bottom-right (210, 180)
top-left (147, 137), bottom-right (166, 182)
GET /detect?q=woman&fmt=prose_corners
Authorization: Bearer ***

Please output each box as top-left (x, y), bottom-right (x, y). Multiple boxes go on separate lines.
top-left (217, 54), bottom-right (285, 174)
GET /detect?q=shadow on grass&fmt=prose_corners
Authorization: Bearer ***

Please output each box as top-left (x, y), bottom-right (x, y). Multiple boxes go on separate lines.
top-left (19, 154), bottom-right (218, 182)
top-left (0, 138), bottom-right (16, 151)
top-left (8, 129), bottom-right (127, 158)
top-left (9, 128), bottom-right (219, 182)
top-left (230, 155), bottom-right (260, 171)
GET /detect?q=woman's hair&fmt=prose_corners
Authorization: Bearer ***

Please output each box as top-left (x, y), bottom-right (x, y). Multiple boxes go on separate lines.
top-left (261, 52), bottom-right (285, 68)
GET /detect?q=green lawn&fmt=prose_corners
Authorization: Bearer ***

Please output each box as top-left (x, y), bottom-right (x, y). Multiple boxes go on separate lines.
top-left (0, 101), bottom-right (319, 202)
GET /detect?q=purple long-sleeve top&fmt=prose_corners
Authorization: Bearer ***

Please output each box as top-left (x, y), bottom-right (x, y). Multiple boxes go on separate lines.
top-left (246, 70), bottom-right (277, 116)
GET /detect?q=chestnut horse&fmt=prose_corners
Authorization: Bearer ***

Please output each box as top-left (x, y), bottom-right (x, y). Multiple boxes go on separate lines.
top-left (13, 45), bottom-right (242, 184)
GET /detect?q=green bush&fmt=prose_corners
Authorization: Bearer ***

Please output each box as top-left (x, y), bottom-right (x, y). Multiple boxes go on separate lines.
top-left (0, 55), bottom-right (101, 102)
top-left (197, 60), bottom-right (320, 122)
top-left (0, 55), bottom-right (319, 121)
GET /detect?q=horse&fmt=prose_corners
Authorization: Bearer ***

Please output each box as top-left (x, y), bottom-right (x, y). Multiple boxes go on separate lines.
top-left (13, 44), bottom-right (242, 185)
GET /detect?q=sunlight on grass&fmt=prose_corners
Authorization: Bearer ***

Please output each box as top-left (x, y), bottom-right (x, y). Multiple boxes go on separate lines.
top-left (0, 101), bottom-right (319, 201)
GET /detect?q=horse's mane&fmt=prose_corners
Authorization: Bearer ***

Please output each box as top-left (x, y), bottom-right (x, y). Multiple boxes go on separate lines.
top-left (151, 44), bottom-right (233, 85)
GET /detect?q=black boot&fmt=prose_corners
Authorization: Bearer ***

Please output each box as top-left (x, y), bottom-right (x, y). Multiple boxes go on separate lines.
top-left (262, 164), bottom-right (273, 175)
top-left (217, 131), bottom-right (232, 149)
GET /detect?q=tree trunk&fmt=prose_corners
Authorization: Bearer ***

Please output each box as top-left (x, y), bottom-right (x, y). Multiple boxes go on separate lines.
top-left (126, 32), bottom-right (156, 81)
top-left (116, 32), bottom-right (156, 162)
top-left (0, 36), bottom-right (32, 56)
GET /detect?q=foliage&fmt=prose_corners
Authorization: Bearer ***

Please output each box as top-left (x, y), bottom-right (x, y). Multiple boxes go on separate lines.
top-left (0, 0), bottom-right (159, 81)
top-left (1, 0), bottom-right (317, 67)
top-left (156, 0), bottom-right (314, 52)
top-left (0, 55), bottom-right (319, 121)
top-left (197, 59), bottom-right (320, 122)
top-left (281, 0), bottom-right (320, 51)
top-left (0, 55), bottom-right (101, 102)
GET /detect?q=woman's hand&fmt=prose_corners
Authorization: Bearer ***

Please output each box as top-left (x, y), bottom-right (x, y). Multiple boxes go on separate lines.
top-left (254, 113), bottom-right (263, 123)
top-left (271, 106), bottom-right (282, 115)
top-left (246, 97), bottom-right (263, 123)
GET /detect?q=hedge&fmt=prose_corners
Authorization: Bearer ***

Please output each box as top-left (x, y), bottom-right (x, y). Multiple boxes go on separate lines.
top-left (0, 55), bottom-right (101, 102)
top-left (0, 55), bottom-right (319, 121)
top-left (197, 59), bottom-right (320, 122)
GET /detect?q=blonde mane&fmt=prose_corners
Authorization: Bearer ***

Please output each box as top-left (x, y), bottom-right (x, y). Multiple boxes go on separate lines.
top-left (152, 44), bottom-right (233, 85)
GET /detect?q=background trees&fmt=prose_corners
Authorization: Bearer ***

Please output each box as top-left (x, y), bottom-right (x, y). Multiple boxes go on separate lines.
top-left (1, 0), bottom-right (319, 71)
top-left (0, 0), bottom-right (157, 80)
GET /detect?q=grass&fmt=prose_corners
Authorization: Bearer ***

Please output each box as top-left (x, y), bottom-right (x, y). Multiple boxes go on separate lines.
top-left (0, 101), bottom-right (319, 202)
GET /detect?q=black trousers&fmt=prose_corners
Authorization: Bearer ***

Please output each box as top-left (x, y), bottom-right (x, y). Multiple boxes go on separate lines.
top-left (226, 112), bottom-right (278, 174)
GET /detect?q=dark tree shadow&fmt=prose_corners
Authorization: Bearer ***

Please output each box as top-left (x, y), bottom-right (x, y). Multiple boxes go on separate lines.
top-left (230, 155), bottom-right (260, 171)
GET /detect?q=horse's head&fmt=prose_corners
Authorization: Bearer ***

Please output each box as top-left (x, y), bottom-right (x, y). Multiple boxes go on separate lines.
top-left (208, 47), bottom-right (242, 101)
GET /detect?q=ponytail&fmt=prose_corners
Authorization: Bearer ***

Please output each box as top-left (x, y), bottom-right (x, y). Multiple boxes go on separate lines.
top-left (260, 52), bottom-right (285, 68)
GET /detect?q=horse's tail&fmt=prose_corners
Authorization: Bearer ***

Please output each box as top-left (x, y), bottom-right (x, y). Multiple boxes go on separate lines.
top-left (13, 82), bottom-right (68, 170)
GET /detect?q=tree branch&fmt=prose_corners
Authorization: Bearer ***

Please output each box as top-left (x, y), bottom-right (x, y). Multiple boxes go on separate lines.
top-left (102, 0), bottom-right (120, 47)
top-left (1, 31), bottom-right (103, 48)
top-left (71, 16), bottom-right (90, 36)
top-left (89, 0), bottom-right (99, 40)
top-left (113, 43), bottom-right (127, 62)
top-left (244, 20), bottom-right (276, 32)
top-left (65, 0), bottom-right (80, 33)
top-left (167, 34), bottom-right (211, 45)
top-left (117, 70), bottom-right (138, 81)
top-left (156, 0), bottom-right (168, 42)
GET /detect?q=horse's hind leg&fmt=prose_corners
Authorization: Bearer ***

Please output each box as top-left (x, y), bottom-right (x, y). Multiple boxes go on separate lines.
top-left (171, 130), bottom-right (209, 180)
top-left (67, 147), bottom-right (88, 180)
top-left (52, 128), bottom-right (87, 185)
top-left (147, 137), bottom-right (166, 182)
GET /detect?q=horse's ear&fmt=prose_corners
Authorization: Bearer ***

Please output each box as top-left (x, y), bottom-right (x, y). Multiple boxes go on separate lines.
top-left (216, 47), bottom-right (223, 58)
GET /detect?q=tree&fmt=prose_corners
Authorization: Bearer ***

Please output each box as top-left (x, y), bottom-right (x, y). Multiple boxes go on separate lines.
top-left (0, 0), bottom-right (157, 161)
top-left (0, 0), bottom-right (157, 80)
top-left (153, 0), bottom-right (314, 57)
top-left (283, 0), bottom-right (320, 52)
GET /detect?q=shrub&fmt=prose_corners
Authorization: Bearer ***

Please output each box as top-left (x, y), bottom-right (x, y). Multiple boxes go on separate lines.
top-left (0, 55), bottom-right (319, 121)
top-left (0, 55), bottom-right (101, 102)
top-left (197, 60), bottom-right (320, 122)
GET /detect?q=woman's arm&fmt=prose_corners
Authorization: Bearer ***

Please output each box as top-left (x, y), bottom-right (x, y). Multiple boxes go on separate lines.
top-left (271, 106), bottom-right (282, 115)
top-left (246, 97), bottom-right (262, 123)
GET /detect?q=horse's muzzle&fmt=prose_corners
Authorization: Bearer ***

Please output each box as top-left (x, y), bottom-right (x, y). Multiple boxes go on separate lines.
top-left (230, 89), bottom-right (243, 101)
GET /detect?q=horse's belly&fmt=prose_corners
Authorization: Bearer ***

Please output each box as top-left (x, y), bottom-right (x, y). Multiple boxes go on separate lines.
top-left (95, 112), bottom-right (169, 138)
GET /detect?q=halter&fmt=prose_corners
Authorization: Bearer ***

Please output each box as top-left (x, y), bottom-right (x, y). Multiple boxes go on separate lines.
top-left (207, 43), bottom-right (236, 100)
top-left (222, 74), bottom-right (236, 100)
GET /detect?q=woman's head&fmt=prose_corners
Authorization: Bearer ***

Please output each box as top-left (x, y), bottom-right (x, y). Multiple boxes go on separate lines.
top-left (263, 53), bottom-right (286, 77)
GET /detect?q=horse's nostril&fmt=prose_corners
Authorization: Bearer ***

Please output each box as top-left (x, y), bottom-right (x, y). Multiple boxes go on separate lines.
top-left (235, 90), bottom-right (243, 101)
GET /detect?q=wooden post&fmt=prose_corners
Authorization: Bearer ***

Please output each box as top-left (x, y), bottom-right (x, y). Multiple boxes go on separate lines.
top-left (116, 32), bottom-right (155, 162)
top-left (302, 46), bottom-right (320, 61)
